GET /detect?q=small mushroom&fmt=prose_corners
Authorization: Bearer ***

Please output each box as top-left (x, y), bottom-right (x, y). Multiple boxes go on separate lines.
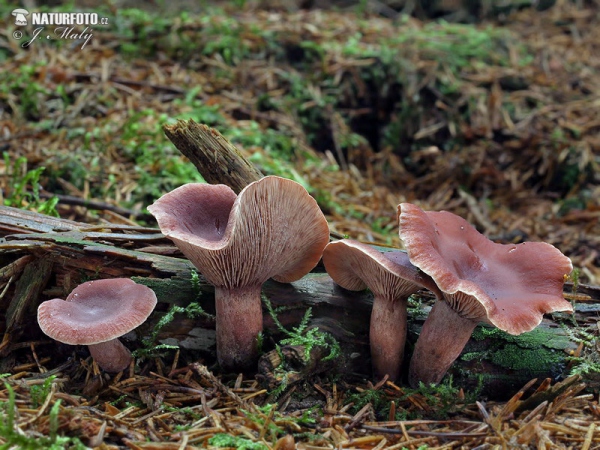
top-left (12, 8), bottom-right (29, 26)
top-left (323, 239), bottom-right (442, 381)
top-left (398, 202), bottom-right (574, 387)
top-left (37, 278), bottom-right (157, 373)
top-left (148, 176), bottom-right (329, 372)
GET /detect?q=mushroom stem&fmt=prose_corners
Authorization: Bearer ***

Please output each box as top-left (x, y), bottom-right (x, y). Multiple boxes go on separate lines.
top-left (215, 285), bottom-right (263, 372)
top-left (88, 339), bottom-right (132, 373)
top-left (408, 300), bottom-right (478, 387)
top-left (370, 296), bottom-right (408, 382)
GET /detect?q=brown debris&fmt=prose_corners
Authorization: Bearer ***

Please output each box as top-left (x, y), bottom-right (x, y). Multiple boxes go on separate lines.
top-left (3, 366), bottom-right (598, 448)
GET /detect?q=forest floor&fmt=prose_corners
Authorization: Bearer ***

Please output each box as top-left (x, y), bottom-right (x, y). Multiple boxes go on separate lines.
top-left (0, 0), bottom-right (599, 448)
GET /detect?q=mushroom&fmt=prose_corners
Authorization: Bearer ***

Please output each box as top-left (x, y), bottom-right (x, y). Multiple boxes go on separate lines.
top-left (12, 9), bottom-right (29, 26)
top-left (148, 176), bottom-right (330, 372)
top-left (323, 239), bottom-right (442, 381)
top-left (398, 202), bottom-right (574, 387)
top-left (37, 278), bottom-right (157, 373)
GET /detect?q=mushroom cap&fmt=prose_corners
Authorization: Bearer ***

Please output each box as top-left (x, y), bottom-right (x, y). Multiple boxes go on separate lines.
top-left (148, 176), bottom-right (330, 288)
top-left (37, 278), bottom-right (157, 345)
top-left (398, 202), bottom-right (573, 335)
top-left (12, 9), bottom-right (29, 14)
top-left (323, 239), bottom-right (442, 300)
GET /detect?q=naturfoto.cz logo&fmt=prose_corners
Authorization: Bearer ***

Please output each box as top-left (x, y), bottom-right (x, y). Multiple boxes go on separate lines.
top-left (11, 8), bottom-right (110, 50)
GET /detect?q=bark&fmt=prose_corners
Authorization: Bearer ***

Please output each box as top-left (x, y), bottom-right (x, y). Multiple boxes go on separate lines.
top-left (162, 120), bottom-right (263, 194)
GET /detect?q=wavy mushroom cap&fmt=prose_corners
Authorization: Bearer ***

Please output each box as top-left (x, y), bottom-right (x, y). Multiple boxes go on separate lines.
top-left (398, 202), bottom-right (573, 335)
top-left (323, 239), bottom-right (441, 299)
top-left (148, 176), bottom-right (330, 288)
top-left (37, 278), bottom-right (157, 345)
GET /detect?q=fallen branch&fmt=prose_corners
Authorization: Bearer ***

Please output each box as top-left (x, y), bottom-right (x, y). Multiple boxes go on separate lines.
top-left (162, 120), bottom-right (263, 194)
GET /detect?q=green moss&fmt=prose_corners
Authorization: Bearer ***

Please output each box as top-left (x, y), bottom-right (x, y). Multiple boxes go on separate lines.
top-left (460, 352), bottom-right (485, 362)
top-left (471, 325), bottom-right (572, 351)
top-left (0, 382), bottom-right (88, 449)
top-left (133, 275), bottom-right (204, 305)
top-left (208, 434), bottom-right (268, 450)
top-left (489, 344), bottom-right (564, 372)
top-left (461, 325), bottom-right (574, 378)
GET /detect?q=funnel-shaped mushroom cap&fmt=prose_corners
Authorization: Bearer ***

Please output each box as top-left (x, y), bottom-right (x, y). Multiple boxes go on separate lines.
top-left (323, 239), bottom-right (442, 299)
top-left (148, 176), bottom-right (330, 372)
top-left (37, 278), bottom-right (157, 345)
top-left (148, 176), bottom-right (330, 288)
top-left (398, 202), bottom-right (573, 334)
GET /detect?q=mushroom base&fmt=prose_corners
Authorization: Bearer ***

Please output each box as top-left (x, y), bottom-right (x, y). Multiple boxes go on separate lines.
top-left (215, 285), bottom-right (263, 372)
top-left (408, 299), bottom-right (478, 387)
top-left (370, 297), bottom-right (407, 382)
top-left (88, 339), bottom-right (132, 373)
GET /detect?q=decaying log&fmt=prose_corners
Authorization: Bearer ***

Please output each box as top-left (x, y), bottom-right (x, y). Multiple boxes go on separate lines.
top-left (0, 205), bottom-right (86, 235)
top-left (162, 120), bottom-right (263, 193)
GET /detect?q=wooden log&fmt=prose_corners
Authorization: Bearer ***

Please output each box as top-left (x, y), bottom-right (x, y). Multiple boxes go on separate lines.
top-left (5, 257), bottom-right (53, 336)
top-left (0, 210), bottom-right (597, 397)
top-left (162, 120), bottom-right (264, 193)
top-left (0, 205), bottom-right (85, 234)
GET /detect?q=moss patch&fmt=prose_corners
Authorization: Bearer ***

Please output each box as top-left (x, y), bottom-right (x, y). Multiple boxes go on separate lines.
top-left (459, 324), bottom-right (576, 383)
top-left (471, 326), bottom-right (574, 351)
top-left (488, 344), bottom-right (565, 372)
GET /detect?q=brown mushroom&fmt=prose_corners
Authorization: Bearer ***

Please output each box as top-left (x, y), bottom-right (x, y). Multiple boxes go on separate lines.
top-left (37, 278), bottom-right (157, 373)
top-left (323, 239), bottom-right (441, 381)
top-left (148, 176), bottom-right (330, 372)
top-left (398, 202), bottom-right (574, 387)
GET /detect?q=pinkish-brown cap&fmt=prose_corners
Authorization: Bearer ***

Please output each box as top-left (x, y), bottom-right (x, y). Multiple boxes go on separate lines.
top-left (323, 239), bottom-right (442, 299)
top-left (37, 278), bottom-right (157, 345)
top-left (147, 176), bottom-right (330, 288)
top-left (398, 202), bottom-right (573, 334)
top-left (323, 239), bottom-right (442, 381)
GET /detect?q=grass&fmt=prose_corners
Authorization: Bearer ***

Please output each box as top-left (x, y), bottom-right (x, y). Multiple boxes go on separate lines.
top-left (29, 376), bottom-right (57, 408)
top-left (0, 64), bottom-right (50, 120)
top-left (0, 0), bottom-right (557, 219)
top-left (0, 0), bottom-right (598, 447)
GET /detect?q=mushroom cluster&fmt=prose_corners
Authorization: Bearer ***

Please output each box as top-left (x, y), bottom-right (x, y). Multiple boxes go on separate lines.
top-left (148, 176), bottom-right (329, 372)
top-left (36, 176), bottom-right (572, 384)
top-left (322, 202), bottom-right (573, 386)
